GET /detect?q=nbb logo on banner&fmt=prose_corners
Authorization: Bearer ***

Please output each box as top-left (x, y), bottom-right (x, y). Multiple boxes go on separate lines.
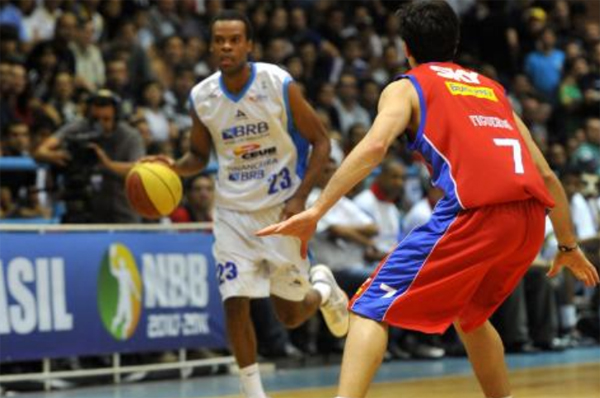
top-left (0, 232), bottom-right (227, 362)
top-left (98, 243), bottom-right (142, 341)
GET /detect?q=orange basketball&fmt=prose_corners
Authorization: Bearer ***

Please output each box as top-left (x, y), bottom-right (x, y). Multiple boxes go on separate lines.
top-left (125, 162), bottom-right (183, 219)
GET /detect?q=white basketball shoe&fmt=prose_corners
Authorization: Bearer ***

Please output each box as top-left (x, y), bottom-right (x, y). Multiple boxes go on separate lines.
top-left (310, 264), bottom-right (350, 337)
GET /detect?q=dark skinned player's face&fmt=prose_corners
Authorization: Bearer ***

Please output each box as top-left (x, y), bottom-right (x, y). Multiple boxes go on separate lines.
top-left (210, 21), bottom-right (253, 76)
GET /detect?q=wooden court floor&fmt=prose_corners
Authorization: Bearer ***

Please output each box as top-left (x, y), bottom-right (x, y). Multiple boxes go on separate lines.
top-left (7, 349), bottom-right (599, 398)
top-left (207, 363), bottom-right (600, 398)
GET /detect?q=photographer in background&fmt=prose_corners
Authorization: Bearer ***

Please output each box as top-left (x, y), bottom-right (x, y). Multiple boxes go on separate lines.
top-left (34, 90), bottom-right (144, 223)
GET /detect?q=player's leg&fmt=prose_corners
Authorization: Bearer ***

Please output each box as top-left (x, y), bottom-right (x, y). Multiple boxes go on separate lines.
top-left (213, 208), bottom-right (273, 398)
top-left (224, 297), bottom-right (257, 367)
top-left (270, 290), bottom-right (321, 328)
top-left (454, 320), bottom-right (511, 398)
top-left (454, 200), bottom-right (546, 398)
top-left (258, 204), bottom-right (350, 335)
top-left (223, 297), bottom-right (269, 398)
top-left (220, 286), bottom-right (268, 398)
top-left (270, 263), bottom-right (350, 337)
top-left (336, 208), bottom-right (494, 398)
top-left (336, 314), bottom-right (388, 398)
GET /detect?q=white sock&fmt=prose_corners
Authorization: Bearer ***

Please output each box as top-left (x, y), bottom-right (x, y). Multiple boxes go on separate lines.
top-left (312, 269), bottom-right (333, 304)
top-left (560, 304), bottom-right (577, 329)
top-left (240, 364), bottom-right (267, 398)
top-left (313, 282), bottom-right (332, 305)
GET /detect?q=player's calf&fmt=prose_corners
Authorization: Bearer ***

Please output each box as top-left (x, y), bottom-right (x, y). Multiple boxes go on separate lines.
top-left (271, 294), bottom-right (319, 328)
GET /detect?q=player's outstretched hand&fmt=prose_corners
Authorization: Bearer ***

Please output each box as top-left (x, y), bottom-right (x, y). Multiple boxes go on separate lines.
top-left (547, 248), bottom-right (600, 287)
top-left (138, 155), bottom-right (175, 167)
top-left (256, 207), bottom-right (320, 259)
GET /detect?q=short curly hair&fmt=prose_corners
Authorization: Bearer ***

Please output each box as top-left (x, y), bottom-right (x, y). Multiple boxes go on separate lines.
top-left (210, 10), bottom-right (254, 42)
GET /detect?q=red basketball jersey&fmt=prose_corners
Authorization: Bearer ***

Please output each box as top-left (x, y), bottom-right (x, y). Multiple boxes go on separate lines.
top-left (400, 62), bottom-right (554, 211)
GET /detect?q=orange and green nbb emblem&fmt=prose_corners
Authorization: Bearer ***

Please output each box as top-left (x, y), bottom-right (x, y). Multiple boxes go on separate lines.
top-left (97, 243), bottom-right (143, 340)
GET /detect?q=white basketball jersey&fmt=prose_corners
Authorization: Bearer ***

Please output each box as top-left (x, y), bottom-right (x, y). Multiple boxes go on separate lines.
top-left (189, 62), bottom-right (309, 212)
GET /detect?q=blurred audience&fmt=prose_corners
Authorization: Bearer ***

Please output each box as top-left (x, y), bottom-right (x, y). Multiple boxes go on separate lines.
top-left (353, 159), bottom-right (406, 261)
top-left (170, 174), bottom-right (215, 224)
top-left (308, 157), bottom-right (378, 277)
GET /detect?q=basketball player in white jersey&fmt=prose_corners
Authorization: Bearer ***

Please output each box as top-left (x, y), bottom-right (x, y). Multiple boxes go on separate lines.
top-left (141, 10), bottom-right (349, 398)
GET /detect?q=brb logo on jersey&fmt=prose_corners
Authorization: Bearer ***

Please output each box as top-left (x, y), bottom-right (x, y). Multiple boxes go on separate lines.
top-left (221, 121), bottom-right (269, 141)
top-left (97, 243), bottom-right (143, 341)
top-left (228, 170), bottom-right (265, 181)
top-left (233, 144), bottom-right (277, 160)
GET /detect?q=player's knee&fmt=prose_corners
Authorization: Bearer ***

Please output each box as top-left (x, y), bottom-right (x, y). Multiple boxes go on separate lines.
top-left (276, 310), bottom-right (303, 328)
top-left (280, 315), bottom-right (303, 329)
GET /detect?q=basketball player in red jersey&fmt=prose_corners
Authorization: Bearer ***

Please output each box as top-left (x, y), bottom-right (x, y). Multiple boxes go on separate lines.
top-left (257, 2), bottom-right (599, 398)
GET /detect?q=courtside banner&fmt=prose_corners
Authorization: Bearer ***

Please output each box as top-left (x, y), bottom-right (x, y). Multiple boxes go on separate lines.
top-left (0, 232), bottom-right (227, 362)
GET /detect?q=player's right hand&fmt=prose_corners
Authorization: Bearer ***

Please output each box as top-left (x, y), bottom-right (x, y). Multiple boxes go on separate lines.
top-left (138, 155), bottom-right (175, 168)
top-left (256, 207), bottom-right (320, 259)
top-left (547, 248), bottom-right (600, 287)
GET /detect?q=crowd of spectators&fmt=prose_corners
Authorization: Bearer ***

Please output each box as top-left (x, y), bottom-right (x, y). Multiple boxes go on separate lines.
top-left (1, 0), bottom-right (599, 374)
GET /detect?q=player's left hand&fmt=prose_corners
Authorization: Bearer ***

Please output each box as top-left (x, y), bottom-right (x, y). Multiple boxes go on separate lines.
top-left (281, 195), bottom-right (306, 221)
top-left (547, 248), bottom-right (600, 287)
top-left (256, 207), bottom-right (320, 259)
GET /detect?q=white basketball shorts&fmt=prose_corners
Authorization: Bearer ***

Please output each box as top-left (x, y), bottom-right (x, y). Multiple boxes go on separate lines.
top-left (213, 204), bottom-right (311, 302)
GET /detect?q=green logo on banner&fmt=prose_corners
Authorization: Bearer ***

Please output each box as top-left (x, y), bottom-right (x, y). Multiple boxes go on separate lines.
top-left (97, 243), bottom-right (143, 341)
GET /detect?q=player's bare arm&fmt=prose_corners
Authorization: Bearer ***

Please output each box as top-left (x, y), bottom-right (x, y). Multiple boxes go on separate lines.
top-left (309, 79), bottom-right (417, 217)
top-left (136, 109), bottom-right (210, 177)
top-left (256, 79), bottom-right (417, 257)
top-left (514, 112), bottom-right (599, 287)
top-left (170, 110), bottom-right (213, 177)
top-left (115, 110), bottom-right (211, 177)
top-left (281, 82), bottom-right (331, 219)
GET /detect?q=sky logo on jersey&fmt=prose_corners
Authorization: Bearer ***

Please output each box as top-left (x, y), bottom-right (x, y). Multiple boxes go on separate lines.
top-left (97, 243), bottom-right (143, 341)
top-left (445, 82), bottom-right (498, 102)
top-left (431, 65), bottom-right (480, 84)
top-left (222, 122), bottom-right (269, 140)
